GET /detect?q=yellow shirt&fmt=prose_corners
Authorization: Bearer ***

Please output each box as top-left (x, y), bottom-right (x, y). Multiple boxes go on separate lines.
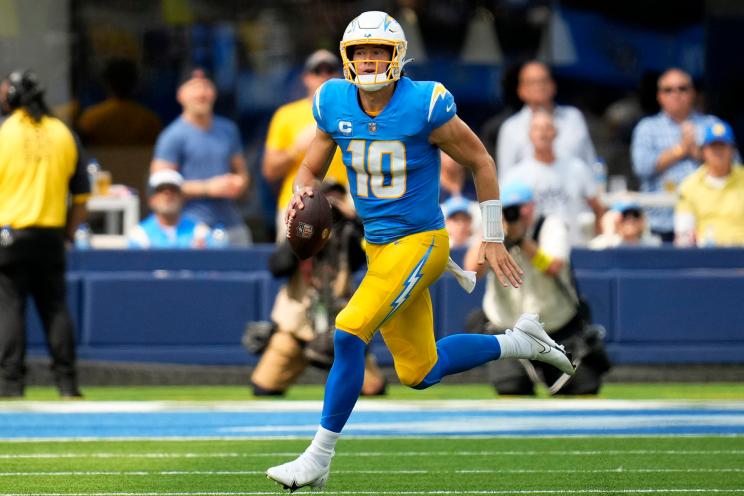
top-left (0, 110), bottom-right (89, 228)
top-left (676, 164), bottom-right (744, 246)
top-left (265, 97), bottom-right (347, 209)
top-left (77, 98), bottom-right (162, 146)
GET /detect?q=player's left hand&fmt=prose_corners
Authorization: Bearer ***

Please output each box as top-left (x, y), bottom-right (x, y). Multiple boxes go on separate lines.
top-left (477, 241), bottom-right (524, 288)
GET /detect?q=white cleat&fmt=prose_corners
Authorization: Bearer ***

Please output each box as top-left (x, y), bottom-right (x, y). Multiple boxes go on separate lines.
top-left (266, 454), bottom-right (330, 492)
top-left (510, 313), bottom-right (575, 376)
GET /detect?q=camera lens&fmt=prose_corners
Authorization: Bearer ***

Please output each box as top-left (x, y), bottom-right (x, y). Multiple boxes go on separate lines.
top-left (503, 205), bottom-right (521, 223)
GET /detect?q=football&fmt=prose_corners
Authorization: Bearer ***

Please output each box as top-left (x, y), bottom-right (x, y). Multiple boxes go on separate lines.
top-left (287, 189), bottom-right (333, 260)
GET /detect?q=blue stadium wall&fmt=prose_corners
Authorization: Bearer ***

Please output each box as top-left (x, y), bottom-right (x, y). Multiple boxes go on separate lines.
top-left (26, 247), bottom-right (744, 366)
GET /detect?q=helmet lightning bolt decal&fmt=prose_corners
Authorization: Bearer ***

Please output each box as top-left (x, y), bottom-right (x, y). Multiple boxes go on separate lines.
top-left (379, 239), bottom-right (435, 327)
top-left (428, 83), bottom-right (448, 122)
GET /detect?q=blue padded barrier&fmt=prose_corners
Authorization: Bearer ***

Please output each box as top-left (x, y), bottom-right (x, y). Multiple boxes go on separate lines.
top-left (24, 247), bottom-right (744, 365)
top-left (614, 270), bottom-right (744, 343)
top-left (68, 247), bottom-right (275, 273)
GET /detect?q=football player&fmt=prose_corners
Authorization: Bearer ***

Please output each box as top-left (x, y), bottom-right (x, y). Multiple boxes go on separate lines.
top-left (267, 11), bottom-right (575, 491)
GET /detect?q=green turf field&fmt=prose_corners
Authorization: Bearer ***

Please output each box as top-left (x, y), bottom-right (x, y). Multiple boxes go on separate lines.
top-left (2, 384), bottom-right (744, 495)
top-left (13, 382), bottom-right (744, 401)
top-left (1, 437), bottom-right (743, 494)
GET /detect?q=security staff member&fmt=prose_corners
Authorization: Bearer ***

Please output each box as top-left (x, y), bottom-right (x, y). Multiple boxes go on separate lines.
top-left (0, 70), bottom-right (90, 398)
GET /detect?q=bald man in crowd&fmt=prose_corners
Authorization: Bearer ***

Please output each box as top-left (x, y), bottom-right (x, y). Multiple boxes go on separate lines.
top-left (496, 61), bottom-right (596, 178)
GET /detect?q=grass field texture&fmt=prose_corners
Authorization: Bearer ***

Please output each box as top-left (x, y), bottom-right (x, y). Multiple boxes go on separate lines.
top-left (1, 437), bottom-right (743, 494)
top-left (2, 384), bottom-right (744, 495)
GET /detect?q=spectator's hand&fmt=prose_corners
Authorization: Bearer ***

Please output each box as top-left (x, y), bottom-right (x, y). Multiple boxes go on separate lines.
top-left (206, 174), bottom-right (244, 199)
top-left (285, 186), bottom-right (314, 236)
top-left (477, 241), bottom-right (523, 288)
top-left (681, 121), bottom-right (697, 156)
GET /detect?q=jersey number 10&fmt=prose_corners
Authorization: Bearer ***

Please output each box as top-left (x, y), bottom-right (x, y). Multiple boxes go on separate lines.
top-left (347, 140), bottom-right (407, 199)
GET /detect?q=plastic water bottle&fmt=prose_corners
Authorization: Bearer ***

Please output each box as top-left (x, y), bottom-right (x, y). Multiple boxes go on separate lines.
top-left (592, 158), bottom-right (608, 197)
top-left (701, 225), bottom-right (716, 248)
top-left (0, 226), bottom-right (12, 247)
top-left (74, 223), bottom-right (92, 250)
top-left (211, 224), bottom-right (229, 248)
top-left (86, 159), bottom-right (101, 195)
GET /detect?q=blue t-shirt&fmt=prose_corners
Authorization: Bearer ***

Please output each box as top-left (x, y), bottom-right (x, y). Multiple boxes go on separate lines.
top-left (154, 116), bottom-right (243, 227)
top-left (313, 77), bottom-right (456, 244)
top-left (128, 214), bottom-right (211, 249)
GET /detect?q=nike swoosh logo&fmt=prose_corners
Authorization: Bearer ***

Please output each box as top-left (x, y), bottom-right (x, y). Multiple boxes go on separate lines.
top-left (446, 103), bottom-right (455, 112)
top-left (524, 334), bottom-right (550, 354)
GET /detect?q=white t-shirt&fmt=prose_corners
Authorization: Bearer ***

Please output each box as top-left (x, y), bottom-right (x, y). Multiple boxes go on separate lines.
top-left (504, 156), bottom-right (596, 244)
top-left (483, 215), bottom-right (577, 332)
top-left (496, 105), bottom-right (596, 179)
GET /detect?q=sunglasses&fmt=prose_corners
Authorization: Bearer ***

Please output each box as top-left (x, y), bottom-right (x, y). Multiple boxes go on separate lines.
top-left (660, 85), bottom-right (691, 94)
top-left (621, 209), bottom-right (642, 220)
top-left (311, 64), bottom-right (338, 76)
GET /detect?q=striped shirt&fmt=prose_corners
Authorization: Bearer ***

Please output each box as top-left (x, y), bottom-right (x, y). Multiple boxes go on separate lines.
top-left (631, 111), bottom-right (720, 232)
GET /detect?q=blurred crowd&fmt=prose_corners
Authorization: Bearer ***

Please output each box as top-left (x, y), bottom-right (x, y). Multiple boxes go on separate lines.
top-left (2, 3), bottom-right (743, 397)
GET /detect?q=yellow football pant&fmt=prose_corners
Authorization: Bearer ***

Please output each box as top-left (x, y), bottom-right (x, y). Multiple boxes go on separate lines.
top-left (335, 229), bottom-right (449, 386)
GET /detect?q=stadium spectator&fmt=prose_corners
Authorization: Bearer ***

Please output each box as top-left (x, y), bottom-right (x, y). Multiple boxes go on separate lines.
top-left (151, 69), bottom-right (251, 246)
top-left (76, 58), bottom-right (162, 146)
top-left (589, 202), bottom-right (661, 249)
top-left (441, 196), bottom-right (476, 249)
top-left (479, 61), bottom-right (523, 161)
top-left (503, 109), bottom-right (604, 245)
top-left (675, 120), bottom-right (744, 247)
top-left (262, 50), bottom-right (348, 241)
top-left (463, 181), bottom-right (610, 396)
top-left (0, 70), bottom-right (89, 398)
top-left (128, 170), bottom-right (213, 249)
top-left (244, 183), bottom-right (386, 397)
top-left (496, 61), bottom-right (596, 178)
top-left (631, 68), bottom-right (721, 242)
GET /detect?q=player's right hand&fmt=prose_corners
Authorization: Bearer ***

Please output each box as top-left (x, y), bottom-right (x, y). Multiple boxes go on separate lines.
top-left (478, 241), bottom-right (524, 288)
top-left (285, 186), bottom-right (314, 235)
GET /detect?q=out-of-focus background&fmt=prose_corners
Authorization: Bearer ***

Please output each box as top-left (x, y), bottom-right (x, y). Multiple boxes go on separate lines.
top-left (1, 0), bottom-right (743, 385)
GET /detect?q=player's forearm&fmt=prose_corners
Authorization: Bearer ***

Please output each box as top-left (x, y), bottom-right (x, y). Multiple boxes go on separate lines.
top-left (293, 162), bottom-right (320, 192)
top-left (471, 156), bottom-right (501, 202)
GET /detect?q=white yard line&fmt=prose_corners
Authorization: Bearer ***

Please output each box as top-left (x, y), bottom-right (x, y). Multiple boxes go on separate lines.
top-left (0, 468), bottom-right (743, 477)
top-left (1, 449), bottom-right (743, 459)
top-left (1, 399), bottom-right (743, 413)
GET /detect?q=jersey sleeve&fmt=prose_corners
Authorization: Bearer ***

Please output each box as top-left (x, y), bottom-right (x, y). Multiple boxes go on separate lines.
top-left (68, 131), bottom-right (91, 201)
top-left (153, 127), bottom-right (181, 165)
top-left (425, 82), bottom-right (457, 132)
top-left (312, 82), bottom-right (331, 134)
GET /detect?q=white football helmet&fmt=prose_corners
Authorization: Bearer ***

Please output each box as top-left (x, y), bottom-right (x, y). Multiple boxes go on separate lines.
top-left (340, 11), bottom-right (408, 91)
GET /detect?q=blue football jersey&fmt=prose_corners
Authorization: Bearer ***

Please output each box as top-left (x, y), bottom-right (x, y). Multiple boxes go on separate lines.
top-left (313, 77), bottom-right (457, 244)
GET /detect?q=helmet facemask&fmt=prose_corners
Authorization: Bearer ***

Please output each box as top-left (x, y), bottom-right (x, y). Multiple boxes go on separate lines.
top-left (341, 40), bottom-right (407, 92)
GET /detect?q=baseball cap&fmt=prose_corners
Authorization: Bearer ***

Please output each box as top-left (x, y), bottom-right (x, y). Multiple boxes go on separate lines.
top-left (441, 196), bottom-right (472, 219)
top-left (500, 181), bottom-right (534, 208)
top-left (702, 120), bottom-right (736, 147)
top-left (612, 200), bottom-right (642, 216)
top-left (304, 49), bottom-right (341, 73)
top-left (179, 67), bottom-right (213, 87)
top-left (148, 169), bottom-right (184, 193)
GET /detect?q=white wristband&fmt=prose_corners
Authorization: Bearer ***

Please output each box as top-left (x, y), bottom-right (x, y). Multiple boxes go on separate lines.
top-left (480, 200), bottom-right (504, 243)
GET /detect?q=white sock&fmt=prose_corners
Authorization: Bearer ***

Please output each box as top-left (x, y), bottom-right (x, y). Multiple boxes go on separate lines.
top-left (495, 331), bottom-right (532, 359)
top-left (303, 426), bottom-right (340, 467)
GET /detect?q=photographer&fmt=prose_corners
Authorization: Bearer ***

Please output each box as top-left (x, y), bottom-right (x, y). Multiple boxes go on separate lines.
top-left (244, 182), bottom-right (386, 396)
top-left (464, 181), bottom-right (610, 395)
